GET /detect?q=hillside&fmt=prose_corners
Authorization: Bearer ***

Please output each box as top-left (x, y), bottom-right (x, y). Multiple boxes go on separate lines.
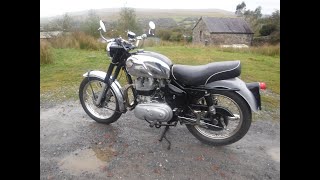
top-left (40, 8), bottom-right (235, 25)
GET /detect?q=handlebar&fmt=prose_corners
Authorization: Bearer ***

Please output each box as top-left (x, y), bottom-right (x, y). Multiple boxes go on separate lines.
top-left (99, 31), bottom-right (115, 43)
top-left (99, 29), bottom-right (146, 51)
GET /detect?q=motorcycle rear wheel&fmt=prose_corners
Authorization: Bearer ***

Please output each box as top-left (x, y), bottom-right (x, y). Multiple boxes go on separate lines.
top-left (186, 91), bottom-right (252, 146)
top-left (79, 77), bottom-right (122, 124)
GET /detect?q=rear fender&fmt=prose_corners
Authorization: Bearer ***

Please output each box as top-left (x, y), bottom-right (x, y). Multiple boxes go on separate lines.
top-left (83, 71), bottom-right (126, 113)
top-left (205, 77), bottom-right (260, 112)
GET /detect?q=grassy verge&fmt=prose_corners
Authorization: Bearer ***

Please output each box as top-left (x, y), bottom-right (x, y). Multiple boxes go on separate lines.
top-left (49, 32), bottom-right (104, 50)
top-left (40, 40), bottom-right (54, 65)
top-left (41, 49), bottom-right (108, 102)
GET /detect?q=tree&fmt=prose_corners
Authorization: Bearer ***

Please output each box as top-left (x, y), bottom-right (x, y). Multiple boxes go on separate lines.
top-left (253, 6), bottom-right (262, 19)
top-left (117, 7), bottom-right (142, 37)
top-left (234, 2), bottom-right (280, 43)
top-left (61, 13), bottom-right (73, 31)
top-left (80, 10), bottom-right (100, 37)
top-left (235, 2), bottom-right (246, 16)
top-left (259, 24), bottom-right (277, 36)
top-left (270, 10), bottom-right (280, 31)
top-left (46, 13), bottom-right (74, 31)
top-left (268, 10), bottom-right (280, 43)
top-left (243, 6), bottom-right (263, 35)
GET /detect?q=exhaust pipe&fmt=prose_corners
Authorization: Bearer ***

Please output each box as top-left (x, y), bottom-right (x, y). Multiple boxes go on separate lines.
top-left (122, 84), bottom-right (135, 110)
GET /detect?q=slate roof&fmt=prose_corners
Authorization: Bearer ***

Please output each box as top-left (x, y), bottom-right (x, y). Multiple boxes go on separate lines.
top-left (193, 17), bottom-right (253, 34)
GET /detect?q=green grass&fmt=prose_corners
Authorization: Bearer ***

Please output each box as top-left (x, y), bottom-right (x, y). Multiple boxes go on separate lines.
top-left (216, 44), bottom-right (280, 57)
top-left (41, 49), bottom-right (107, 101)
top-left (40, 48), bottom-right (131, 102)
top-left (40, 45), bottom-right (280, 110)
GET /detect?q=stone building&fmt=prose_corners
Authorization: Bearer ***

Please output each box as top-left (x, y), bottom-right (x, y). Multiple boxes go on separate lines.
top-left (192, 17), bottom-right (253, 46)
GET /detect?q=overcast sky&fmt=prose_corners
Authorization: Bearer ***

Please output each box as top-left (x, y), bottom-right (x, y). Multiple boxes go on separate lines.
top-left (40, 0), bottom-right (280, 17)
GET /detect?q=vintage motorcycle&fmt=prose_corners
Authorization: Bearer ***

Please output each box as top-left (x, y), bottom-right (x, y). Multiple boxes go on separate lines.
top-left (79, 20), bottom-right (266, 149)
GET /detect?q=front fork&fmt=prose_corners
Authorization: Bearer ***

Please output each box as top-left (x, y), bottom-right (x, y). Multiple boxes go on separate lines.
top-left (94, 63), bottom-right (120, 106)
top-left (93, 62), bottom-right (135, 107)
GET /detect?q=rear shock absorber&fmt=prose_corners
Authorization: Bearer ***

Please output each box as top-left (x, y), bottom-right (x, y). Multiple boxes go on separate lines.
top-left (204, 92), bottom-right (216, 115)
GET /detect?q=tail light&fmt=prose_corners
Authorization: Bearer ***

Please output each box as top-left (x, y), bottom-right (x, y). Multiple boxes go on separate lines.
top-left (259, 82), bottom-right (266, 90)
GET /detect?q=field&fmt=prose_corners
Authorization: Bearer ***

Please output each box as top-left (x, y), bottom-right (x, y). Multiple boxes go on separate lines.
top-left (40, 44), bottom-right (279, 116)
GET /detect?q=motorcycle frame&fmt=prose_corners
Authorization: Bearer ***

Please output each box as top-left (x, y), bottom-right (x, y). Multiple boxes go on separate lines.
top-left (86, 46), bottom-right (260, 124)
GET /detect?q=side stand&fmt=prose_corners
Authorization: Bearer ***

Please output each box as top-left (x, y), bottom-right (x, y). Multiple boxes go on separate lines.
top-left (159, 126), bottom-right (171, 150)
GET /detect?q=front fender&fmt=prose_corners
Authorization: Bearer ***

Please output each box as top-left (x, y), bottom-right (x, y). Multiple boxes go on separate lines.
top-left (205, 77), bottom-right (259, 112)
top-left (83, 70), bottom-right (126, 113)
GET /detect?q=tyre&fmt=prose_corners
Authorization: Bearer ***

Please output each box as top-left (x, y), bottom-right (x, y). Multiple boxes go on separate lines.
top-left (79, 77), bottom-right (122, 124)
top-left (186, 91), bottom-right (252, 146)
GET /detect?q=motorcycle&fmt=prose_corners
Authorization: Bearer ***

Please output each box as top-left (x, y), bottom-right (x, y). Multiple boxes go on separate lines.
top-left (79, 20), bottom-right (266, 149)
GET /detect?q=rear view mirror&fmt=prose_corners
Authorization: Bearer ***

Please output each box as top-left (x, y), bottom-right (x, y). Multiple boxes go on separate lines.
top-left (149, 21), bottom-right (155, 29)
top-left (148, 21), bottom-right (155, 36)
top-left (99, 20), bottom-right (106, 32)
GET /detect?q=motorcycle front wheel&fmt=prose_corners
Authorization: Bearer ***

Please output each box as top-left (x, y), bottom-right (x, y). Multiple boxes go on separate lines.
top-left (186, 91), bottom-right (252, 146)
top-left (79, 77), bottom-right (122, 124)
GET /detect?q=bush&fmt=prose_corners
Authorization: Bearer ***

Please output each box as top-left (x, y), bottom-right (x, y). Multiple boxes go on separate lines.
top-left (260, 24), bottom-right (277, 36)
top-left (49, 33), bottom-right (80, 49)
top-left (72, 32), bottom-right (103, 50)
top-left (185, 36), bottom-right (192, 43)
top-left (157, 29), bottom-right (184, 42)
top-left (49, 32), bottom-right (103, 50)
top-left (157, 29), bottom-right (171, 41)
top-left (270, 31), bottom-right (280, 44)
top-left (169, 32), bottom-right (183, 42)
top-left (40, 40), bottom-right (54, 65)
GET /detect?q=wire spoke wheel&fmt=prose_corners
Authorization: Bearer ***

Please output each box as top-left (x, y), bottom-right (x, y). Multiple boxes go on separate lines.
top-left (186, 91), bottom-right (252, 146)
top-left (195, 94), bottom-right (242, 139)
top-left (79, 77), bottom-right (122, 124)
top-left (83, 80), bottom-right (117, 119)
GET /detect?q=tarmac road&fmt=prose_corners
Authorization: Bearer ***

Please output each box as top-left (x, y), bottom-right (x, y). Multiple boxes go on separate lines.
top-left (40, 100), bottom-right (280, 180)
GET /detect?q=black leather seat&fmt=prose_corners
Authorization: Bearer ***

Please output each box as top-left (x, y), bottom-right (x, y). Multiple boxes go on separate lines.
top-left (171, 60), bottom-right (241, 86)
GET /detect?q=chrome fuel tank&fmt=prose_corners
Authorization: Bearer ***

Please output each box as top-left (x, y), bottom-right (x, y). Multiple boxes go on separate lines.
top-left (126, 51), bottom-right (172, 79)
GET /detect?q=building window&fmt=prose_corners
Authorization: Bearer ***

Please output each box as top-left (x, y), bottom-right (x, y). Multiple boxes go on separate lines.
top-left (200, 31), bottom-right (202, 42)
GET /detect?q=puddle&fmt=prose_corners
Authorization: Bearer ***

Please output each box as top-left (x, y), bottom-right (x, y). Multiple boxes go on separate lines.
top-left (92, 146), bottom-right (116, 162)
top-left (266, 147), bottom-right (280, 162)
top-left (59, 147), bottom-right (116, 175)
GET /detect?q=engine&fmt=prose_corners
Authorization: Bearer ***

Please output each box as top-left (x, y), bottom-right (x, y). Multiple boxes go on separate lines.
top-left (134, 102), bottom-right (173, 122)
top-left (133, 77), bottom-right (173, 122)
top-left (125, 51), bottom-right (175, 122)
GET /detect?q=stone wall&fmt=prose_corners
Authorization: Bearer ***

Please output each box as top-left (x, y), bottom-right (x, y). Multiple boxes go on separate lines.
top-left (192, 19), bottom-right (253, 45)
top-left (207, 33), bottom-right (253, 45)
top-left (192, 20), bottom-right (211, 44)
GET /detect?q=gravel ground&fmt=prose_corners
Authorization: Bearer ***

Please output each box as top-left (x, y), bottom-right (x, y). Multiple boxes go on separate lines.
top-left (40, 100), bottom-right (280, 180)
